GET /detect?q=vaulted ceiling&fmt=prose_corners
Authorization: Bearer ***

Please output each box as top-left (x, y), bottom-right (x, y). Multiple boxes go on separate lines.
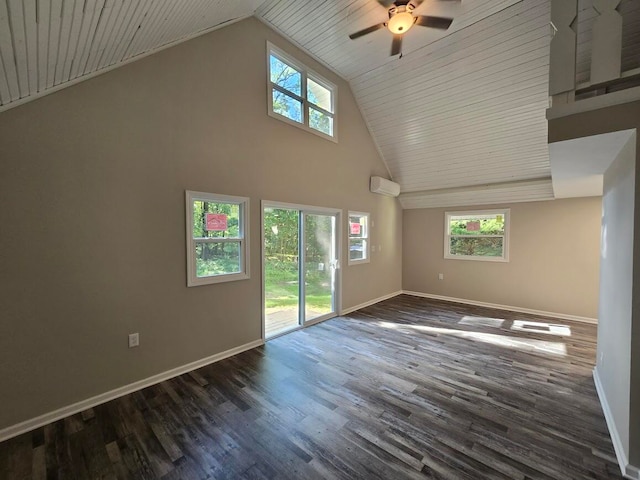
top-left (258, 0), bottom-right (554, 207)
top-left (0, 0), bottom-right (557, 208)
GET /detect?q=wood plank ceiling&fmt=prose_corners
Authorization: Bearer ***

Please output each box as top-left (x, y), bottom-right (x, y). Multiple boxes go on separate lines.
top-left (0, 0), bottom-right (263, 108)
top-left (257, 0), bottom-right (555, 208)
top-left (0, 0), bottom-right (561, 208)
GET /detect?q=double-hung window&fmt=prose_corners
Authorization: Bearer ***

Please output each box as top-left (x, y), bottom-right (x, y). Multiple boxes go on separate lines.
top-left (444, 209), bottom-right (510, 262)
top-left (268, 43), bottom-right (337, 140)
top-left (186, 191), bottom-right (250, 286)
top-left (348, 212), bottom-right (370, 265)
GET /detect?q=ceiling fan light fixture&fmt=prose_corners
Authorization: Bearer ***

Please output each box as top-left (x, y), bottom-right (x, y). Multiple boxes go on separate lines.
top-left (348, 0), bottom-right (457, 57)
top-left (387, 10), bottom-right (415, 34)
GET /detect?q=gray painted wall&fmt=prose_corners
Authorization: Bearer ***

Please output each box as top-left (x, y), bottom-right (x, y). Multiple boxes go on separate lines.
top-left (0, 17), bottom-right (402, 431)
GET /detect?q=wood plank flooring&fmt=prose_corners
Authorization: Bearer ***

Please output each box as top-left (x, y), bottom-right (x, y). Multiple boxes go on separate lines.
top-left (0, 295), bottom-right (623, 479)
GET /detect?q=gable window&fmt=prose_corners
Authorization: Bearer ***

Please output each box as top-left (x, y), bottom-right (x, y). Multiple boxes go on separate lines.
top-left (444, 209), bottom-right (509, 262)
top-left (267, 43), bottom-right (337, 141)
top-left (348, 212), bottom-right (370, 265)
top-left (186, 191), bottom-right (250, 286)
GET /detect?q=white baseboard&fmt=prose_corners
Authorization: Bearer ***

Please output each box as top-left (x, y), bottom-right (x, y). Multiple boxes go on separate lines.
top-left (593, 368), bottom-right (640, 479)
top-left (402, 291), bottom-right (598, 324)
top-left (0, 339), bottom-right (264, 443)
top-left (340, 290), bottom-right (403, 315)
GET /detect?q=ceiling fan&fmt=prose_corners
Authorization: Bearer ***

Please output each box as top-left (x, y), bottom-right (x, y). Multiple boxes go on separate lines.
top-left (349, 0), bottom-right (459, 57)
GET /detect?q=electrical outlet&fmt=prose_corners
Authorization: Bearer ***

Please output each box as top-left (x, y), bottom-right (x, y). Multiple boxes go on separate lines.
top-left (438, 273), bottom-right (444, 280)
top-left (128, 333), bottom-right (140, 348)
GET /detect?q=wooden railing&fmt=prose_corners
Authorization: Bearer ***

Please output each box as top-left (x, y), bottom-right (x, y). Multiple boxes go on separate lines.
top-left (549, 0), bottom-right (640, 107)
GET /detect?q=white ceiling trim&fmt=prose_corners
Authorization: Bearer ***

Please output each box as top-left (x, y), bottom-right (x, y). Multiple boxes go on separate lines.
top-left (399, 178), bottom-right (554, 209)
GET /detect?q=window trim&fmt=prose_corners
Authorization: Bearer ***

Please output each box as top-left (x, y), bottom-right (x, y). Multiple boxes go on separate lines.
top-left (348, 211), bottom-right (370, 266)
top-left (186, 190), bottom-right (250, 287)
top-left (267, 42), bottom-right (338, 143)
top-left (444, 208), bottom-right (510, 262)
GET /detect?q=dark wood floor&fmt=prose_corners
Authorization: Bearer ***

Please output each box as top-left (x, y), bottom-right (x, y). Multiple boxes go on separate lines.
top-left (0, 295), bottom-right (623, 479)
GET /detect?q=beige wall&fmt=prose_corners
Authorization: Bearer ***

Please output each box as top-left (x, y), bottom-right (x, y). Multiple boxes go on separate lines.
top-left (403, 198), bottom-right (602, 318)
top-left (549, 100), bottom-right (640, 470)
top-left (0, 17), bottom-right (402, 430)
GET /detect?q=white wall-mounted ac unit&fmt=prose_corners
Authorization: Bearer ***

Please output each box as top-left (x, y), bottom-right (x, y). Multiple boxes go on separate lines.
top-left (370, 176), bottom-right (400, 197)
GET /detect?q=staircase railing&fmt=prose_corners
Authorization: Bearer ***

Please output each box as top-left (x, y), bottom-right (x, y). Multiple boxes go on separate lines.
top-left (549, 0), bottom-right (640, 108)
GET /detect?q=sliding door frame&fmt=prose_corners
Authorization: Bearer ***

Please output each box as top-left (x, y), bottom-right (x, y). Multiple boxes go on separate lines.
top-left (261, 200), bottom-right (342, 341)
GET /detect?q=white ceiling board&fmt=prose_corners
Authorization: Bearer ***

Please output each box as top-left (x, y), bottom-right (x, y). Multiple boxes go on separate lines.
top-left (35, 0), bottom-right (50, 91)
top-left (0, 0), bottom-right (20, 101)
top-left (0, 0), bottom-right (264, 111)
top-left (363, 1), bottom-right (551, 193)
top-left (46, 0), bottom-right (63, 89)
top-left (7, 0), bottom-right (29, 98)
top-left (552, 176), bottom-right (604, 198)
top-left (351, 2), bottom-right (547, 92)
top-left (549, 129), bottom-right (636, 198)
top-left (258, 0), bottom-right (525, 80)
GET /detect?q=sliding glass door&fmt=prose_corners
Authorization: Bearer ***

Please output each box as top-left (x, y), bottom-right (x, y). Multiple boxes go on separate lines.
top-left (263, 203), bottom-right (340, 339)
top-left (263, 207), bottom-right (300, 336)
top-left (303, 213), bottom-right (337, 323)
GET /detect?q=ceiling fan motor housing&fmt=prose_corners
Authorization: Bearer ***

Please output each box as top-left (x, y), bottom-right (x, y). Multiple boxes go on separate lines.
top-left (387, 3), bottom-right (417, 34)
top-left (388, 3), bottom-right (416, 19)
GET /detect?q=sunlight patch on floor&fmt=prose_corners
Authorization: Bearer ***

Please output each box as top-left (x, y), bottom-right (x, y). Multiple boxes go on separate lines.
top-left (378, 321), bottom-right (567, 356)
top-left (459, 315), bottom-right (505, 328)
top-left (511, 320), bottom-right (571, 337)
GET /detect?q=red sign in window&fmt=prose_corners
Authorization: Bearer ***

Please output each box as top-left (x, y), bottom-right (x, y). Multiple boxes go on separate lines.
top-left (350, 223), bottom-right (361, 235)
top-left (206, 213), bottom-right (228, 231)
top-left (466, 221), bottom-right (480, 231)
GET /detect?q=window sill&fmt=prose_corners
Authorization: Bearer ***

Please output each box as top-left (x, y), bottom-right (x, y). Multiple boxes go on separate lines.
top-left (348, 258), bottom-right (370, 266)
top-left (444, 255), bottom-right (508, 263)
top-left (267, 110), bottom-right (338, 144)
top-left (187, 272), bottom-right (250, 287)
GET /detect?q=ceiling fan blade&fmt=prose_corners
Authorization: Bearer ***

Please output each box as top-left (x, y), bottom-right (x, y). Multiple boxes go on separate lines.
top-left (377, 0), bottom-right (396, 6)
top-left (349, 23), bottom-right (385, 40)
top-left (391, 34), bottom-right (403, 56)
top-left (415, 15), bottom-right (454, 30)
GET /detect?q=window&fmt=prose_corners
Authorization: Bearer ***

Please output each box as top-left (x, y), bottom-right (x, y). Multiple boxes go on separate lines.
top-left (444, 209), bottom-right (509, 262)
top-left (186, 191), bottom-right (249, 286)
top-left (348, 212), bottom-right (370, 265)
top-left (268, 43), bottom-right (337, 140)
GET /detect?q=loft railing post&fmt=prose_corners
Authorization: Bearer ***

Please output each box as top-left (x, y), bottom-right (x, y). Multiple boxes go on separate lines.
top-left (591, 0), bottom-right (623, 85)
top-left (549, 0), bottom-right (578, 104)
